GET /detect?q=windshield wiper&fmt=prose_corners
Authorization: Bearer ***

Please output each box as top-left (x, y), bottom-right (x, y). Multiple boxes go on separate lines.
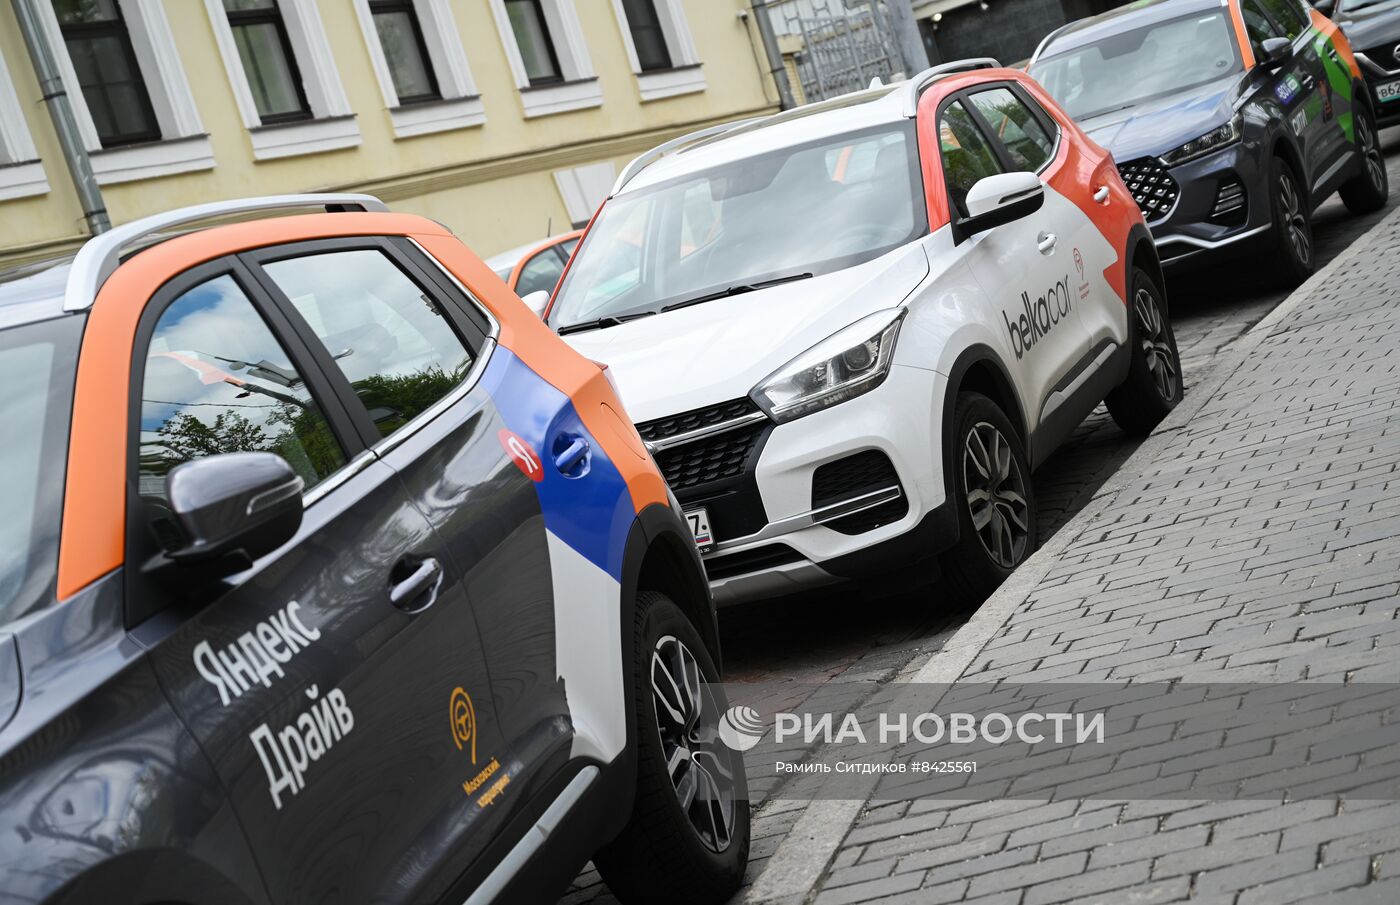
top-left (660, 273), bottom-right (814, 313)
top-left (556, 311), bottom-right (658, 335)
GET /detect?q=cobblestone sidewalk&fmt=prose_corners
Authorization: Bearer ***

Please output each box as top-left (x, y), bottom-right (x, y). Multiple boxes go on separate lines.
top-left (800, 208), bottom-right (1400, 905)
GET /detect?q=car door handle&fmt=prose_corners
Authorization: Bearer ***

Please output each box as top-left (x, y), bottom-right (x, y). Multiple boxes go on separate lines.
top-left (1037, 232), bottom-right (1058, 255)
top-left (389, 556), bottom-right (442, 613)
top-left (1093, 186), bottom-right (1110, 204)
top-left (553, 436), bottom-right (591, 478)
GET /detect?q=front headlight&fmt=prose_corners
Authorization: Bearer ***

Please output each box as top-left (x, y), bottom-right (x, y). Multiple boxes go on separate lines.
top-left (1160, 114), bottom-right (1243, 166)
top-left (750, 308), bottom-right (905, 424)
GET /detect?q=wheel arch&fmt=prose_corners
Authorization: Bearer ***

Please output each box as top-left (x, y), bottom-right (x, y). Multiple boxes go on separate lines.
top-left (1268, 129), bottom-right (1308, 193)
top-left (1126, 222), bottom-right (1166, 313)
top-left (940, 345), bottom-right (1030, 506)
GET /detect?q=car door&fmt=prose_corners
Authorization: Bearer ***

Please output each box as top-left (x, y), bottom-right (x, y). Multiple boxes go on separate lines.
top-left (245, 237), bottom-right (622, 876)
top-left (133, 258), bottom-right (506, 905)
top-left (1242, 0), bottom-right (1334, 184)
top-left (938, 93), bottom-right (1091, 443)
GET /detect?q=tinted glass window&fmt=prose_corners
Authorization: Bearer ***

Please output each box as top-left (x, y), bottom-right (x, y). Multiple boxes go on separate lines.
top-left (967, 88), bottom-right (1055, 172)
top-left (262, 249), bottom-right (474, 439)
top-left (224, 0), bottom-right (311, 123)
top-left (1241, 0), bottom-right (1284, 45)
top-left (939, 100), bottom-right (1003, 218)
top-left (506, 0), bottom-right (562, 84)
top-left (621, 0), bottom-right (672, 71)
top-left (138, 275), bottom-right (345, 533)
top-left (1257, 0), bottom-right (1308, 39)
top-left (0, 317), bottom-right (82, 625)
top-left (516, 247), bottom-right (567, 297)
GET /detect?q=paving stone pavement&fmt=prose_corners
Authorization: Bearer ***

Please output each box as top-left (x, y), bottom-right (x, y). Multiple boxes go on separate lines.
top-left (803, 207), bottom-right (1400, 903)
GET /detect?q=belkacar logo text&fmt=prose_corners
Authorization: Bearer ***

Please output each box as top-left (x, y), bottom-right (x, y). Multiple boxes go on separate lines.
top-left (1005, 275), bottom-right (1072, 359)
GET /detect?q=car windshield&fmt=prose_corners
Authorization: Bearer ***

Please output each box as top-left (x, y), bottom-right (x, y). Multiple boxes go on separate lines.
top-left (549, 122), bottom-right (925, 330)
top-left (1031, 10), bottom-right (1242, 120)
top-left (0, 316), bottom-right (83, 625)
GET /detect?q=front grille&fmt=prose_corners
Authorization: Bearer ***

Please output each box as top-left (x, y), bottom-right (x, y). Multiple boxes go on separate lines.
top-left (1117, 158), bottom-right (1181, 221)
top-left (1361, 45), bottom-right (1400, 71)
top-left (653, 425), bottom-right (764, 491)
top-left (706, 544), bottom-right (804, 581)
top-left (639, 398), bottom-right (767, 493)
top-left (811, 450), bottom-right (907, 536)
top-left (637, 398), bottom-right (760, 443)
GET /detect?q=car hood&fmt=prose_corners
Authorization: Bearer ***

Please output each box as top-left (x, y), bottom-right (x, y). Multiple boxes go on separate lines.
top-left (1336, 2), bottom-right (1400, 58)
top-left (561, 245), bottom-right (930, 424)
top-left (1079, 76), bottom-right (1238, 162)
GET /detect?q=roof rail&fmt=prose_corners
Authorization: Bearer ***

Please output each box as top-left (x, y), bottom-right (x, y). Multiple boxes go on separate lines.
top-left (612, 117), bottom-right (764, 195)
top-left (62, 193), bottom-right (389, 313)
top-left (900, 58), bottom-right (1002, 116)
top-left (1028, 24), bottom-right (1072, 67)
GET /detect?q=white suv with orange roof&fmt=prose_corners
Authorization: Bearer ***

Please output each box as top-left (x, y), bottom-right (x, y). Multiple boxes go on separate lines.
top-left (549, 61), bottom-right (1185, 605)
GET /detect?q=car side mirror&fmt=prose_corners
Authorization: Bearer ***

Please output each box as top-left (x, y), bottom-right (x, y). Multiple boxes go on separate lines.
top-left (1312, 0), bottom-right (1335, 16)
top-left (956, 172), bottom-right (1046, 242)
top-left (163, 452), bottom-right (304, 569)
top-left (520, 289), bottom-right (550, 319)
top-left (1261, 37), bottom-right (1293, 67)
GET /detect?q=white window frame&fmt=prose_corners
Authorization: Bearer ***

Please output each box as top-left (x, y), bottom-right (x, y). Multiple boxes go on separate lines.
top-left (554, 161), bottom-right (616, 226)
top-left (488, 0), bottom-right (603, 118)
top-left (203, 0), bottom-right (361, 161)
top-left (609, 0), bottom-right (705, 101)
top-left (33, 0), bottom-right (214, 185)
top-left (351, 0), bottom-right (485, 138)
top-left (0, 42), bottom-right (49, 201)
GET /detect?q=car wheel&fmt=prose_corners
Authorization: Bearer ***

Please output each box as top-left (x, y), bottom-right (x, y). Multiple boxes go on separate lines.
top-left (940, 392), bottom-right (1037, 602)
top-left (1266, 156), bottom-right (1314, 287)
top-left (1105, 267), bottom-right (1183, 436)
top-left (1339, 104), bottom-right (1389, 215)
top-left (593, 590), bottom-right (749, 905)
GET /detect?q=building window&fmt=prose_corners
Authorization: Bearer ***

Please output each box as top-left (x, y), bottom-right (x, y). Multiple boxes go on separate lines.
top-left (369, 0), bottom-right (440, 104)
top-left (505, 0), bottom-right (564, 85)
top-left (223, 0), bottom-right (312, 124)
top-left (52, 0), bottom-right (160, 147)
top-left (620, 0), bottom-right (672, 71)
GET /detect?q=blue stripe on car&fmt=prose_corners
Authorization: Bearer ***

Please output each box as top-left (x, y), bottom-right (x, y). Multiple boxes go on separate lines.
top-left (481, 348), bottom-right (631, 581)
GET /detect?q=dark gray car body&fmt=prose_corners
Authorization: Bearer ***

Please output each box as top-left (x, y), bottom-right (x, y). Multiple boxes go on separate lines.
top-left (0, 232), bottom-right (716, 905)
top-left (1032, 0), bottom-right (1376, 268)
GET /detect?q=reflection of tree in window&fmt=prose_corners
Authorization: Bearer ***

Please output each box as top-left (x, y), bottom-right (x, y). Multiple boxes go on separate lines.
top-left (138, 276), bottom-right (345, 511)
top-left (261, 249), bottom-right (474, 439)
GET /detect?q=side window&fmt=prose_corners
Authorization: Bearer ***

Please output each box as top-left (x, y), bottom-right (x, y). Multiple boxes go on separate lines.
top-left (967, 88), bottom-right (1056, 173)
top-left (939, 100), bottom-right (1003, 218)
top-left (261, 249), bottom-right (475, 439)
top-left (138, 274), bottom-right (346, 516)
top-left (516, 247), bottom-right (567, 297)
top-left (1258, 0), bottom-right (1307, 39)
top-left (1241, 0), bottom-right (1283, 48)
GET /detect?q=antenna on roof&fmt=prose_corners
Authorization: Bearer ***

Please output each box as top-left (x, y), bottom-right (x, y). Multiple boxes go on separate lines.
top-left (546, 217), bottom-right (552, 238)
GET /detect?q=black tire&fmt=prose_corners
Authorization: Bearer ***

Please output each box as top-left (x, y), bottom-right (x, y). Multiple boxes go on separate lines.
top-left (940, 392), bottom-right (1037, 602)
top-left (1339, 102), bottom-right (1389, 215)
top-left (594, 591), bottom-right (749, 905)
top-left (1264, 155), bottom-right (1314, 287)
top-left (1105, 267), bottom-right (1183, 436)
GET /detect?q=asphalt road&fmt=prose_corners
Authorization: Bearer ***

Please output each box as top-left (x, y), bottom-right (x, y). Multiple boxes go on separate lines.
top-left (720, 126), bottom-right (1400, 690)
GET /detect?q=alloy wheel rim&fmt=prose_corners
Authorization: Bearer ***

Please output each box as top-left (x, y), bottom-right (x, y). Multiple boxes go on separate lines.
top-left (1279, 171), bottom-right (1310, 264)
top-left (1135, 286), bottom-right (1179, 403)
top-left (962, 422), bottom-right (1030, 569)
top-left (1360, 115), bottom-right (1385, 191)
top-left (651, 634), bottom-right (737, 853)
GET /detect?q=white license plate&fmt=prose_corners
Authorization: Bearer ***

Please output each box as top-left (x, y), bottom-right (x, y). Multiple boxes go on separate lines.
top-left (1377, 80), bottom-right (1400, 103)
top-left (684, 508), bottom-right (713, 552)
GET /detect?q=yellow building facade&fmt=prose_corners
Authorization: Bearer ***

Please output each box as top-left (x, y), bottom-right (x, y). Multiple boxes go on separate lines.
top-left (0, 0), bottom-right (782, 266)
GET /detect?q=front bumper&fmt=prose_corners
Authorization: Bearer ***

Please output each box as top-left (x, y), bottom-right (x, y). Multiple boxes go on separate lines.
top-left (649, 364), bottom-right (955, 606)
top-left (1118, 142), bottom-right (1273, 268)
